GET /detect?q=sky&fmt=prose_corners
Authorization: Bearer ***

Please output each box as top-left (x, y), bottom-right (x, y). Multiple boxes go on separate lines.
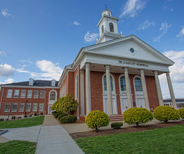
top-left (0, 0), bottom-right (184, 99)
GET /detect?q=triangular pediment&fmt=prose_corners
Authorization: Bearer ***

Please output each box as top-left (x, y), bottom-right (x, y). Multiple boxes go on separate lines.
top-left (83, 35), bottom-right (174, 65)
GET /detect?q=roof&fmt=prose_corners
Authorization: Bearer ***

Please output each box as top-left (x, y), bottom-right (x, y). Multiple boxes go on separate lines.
top-left (163, 99), bottom-right (184, 102)
top-left (0, 80), bottom-right (59, 87)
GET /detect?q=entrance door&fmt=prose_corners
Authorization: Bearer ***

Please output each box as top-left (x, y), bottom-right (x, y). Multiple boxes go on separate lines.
top-left (48, 105), bottom-right (52, 114)
top-left (136, 98), bottom-right (145, 108)
top-left (121, 98), bottom-right (128, 113)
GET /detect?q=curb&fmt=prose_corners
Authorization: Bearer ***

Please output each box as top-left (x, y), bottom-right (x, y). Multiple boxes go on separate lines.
top-left (0, 129), bottom-right (8, 135)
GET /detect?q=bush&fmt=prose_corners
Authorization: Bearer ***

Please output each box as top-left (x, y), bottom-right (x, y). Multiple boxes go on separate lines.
top-left (85, 110), bottom-right (110, 132)
top-left (58, 113), bottom-right (68, 121)
top-left (11, 116), bottom-right (16, 120)
top-left (53, 112), bottom-right (62, 118)
top-left (154, 106), bottom-right (180, 122)
top-left (0, 119), bottom-right (4, 122)
top-left (59, 115), bottom-right (77, 123)
top-left (29, 114), bottom-right (32, 117)
top-left (111, 122), bottom-right (123, 129)
top-left (24, 115), bottom-right (27, 118)
top-left (123, 107), bottom-right (153, 126)
top-left (34, 113), bottom-right (38, 116)
top-left (40, 112), bottom-right (43, 115)
top-left (179, 107), bottom-right (184, 119)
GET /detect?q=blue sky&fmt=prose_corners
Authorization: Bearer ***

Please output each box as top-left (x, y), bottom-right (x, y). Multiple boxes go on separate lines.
top-left (0, 0), bottom-right (184, 98)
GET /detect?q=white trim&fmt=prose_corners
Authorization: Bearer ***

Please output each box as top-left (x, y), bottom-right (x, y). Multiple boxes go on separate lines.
top-left (48, 89), bottom-right (57, 105)
top-left (75, 74), bottom-right (78, 99)
top-left (133, 75), bottom-right (143, 95)
top-left (118, 74), bottom-right (127, 95)
top-left (0, 85), bottom-right (59, 89)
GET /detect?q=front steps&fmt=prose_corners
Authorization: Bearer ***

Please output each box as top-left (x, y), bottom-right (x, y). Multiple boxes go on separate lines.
top-left (109, 115), bottom-right (123, 122)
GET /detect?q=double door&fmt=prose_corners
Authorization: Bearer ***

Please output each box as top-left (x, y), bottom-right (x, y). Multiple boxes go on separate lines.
top-left (104, 97), bottom-right (117, 114)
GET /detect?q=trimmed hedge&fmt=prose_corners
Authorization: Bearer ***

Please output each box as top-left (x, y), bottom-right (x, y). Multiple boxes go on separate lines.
top-left (59, 115), bottom-right (77, 123)
top-left (111, 122), bottom-right (123, 129)
top-left (154, 106), bottom-right (180, 122)
top-left (85, 110), bottom-right (110, 132)
top-left (123, 107), bottom-right (153, 126)
top-left (53, 112), bottom-right (62, 118)
top-left (179, 107), bottom-right (184, 119)
top-left (58, 113), bottom-right (68, 121)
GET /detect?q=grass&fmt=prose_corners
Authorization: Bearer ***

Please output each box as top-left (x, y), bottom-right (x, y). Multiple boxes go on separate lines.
top-left (0, 140), bottom-right (36, 154)
top-left (0, 116), bottom-right (44, 129)
top-left (76, 124), bottom-right (184, 154)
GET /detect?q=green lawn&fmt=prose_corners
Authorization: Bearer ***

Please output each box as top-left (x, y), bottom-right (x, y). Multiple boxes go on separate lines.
top-left (76, 124), bottom-right (184, 154)
top-left (0, 116), bottom-right (44, 129)
top-left (0, 140), bottom-right (36, 154)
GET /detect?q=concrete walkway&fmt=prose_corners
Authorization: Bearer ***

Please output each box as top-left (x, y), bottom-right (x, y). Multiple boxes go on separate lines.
top-left (35, 115), bottom-right (84, 154)
top-left (0, 135), bottom-right (10, 143)
top-left (2, 125), bottom-right (41, 142)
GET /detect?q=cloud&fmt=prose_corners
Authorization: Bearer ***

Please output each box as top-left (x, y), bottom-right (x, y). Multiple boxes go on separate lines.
top-left (159, 50), bottom-right (184, 98)
top-left (137, 20), bottom-right (155, 30)
top-left (20, 59), bottom-right (33, 64)
top-left (154, 21), bottom-right (171, 42)
top-left (0, 78), bottom-right (14, 84)
top-left (73, 21), bottom-right (81, 26)
top-left (176, 27), bottom-right (184, 40)
top-left (0, 64), bottom-right (15, 77)
top-left (119, 0), bottom-right (146, 18)
top-left (84, 31), bottom-right (99, 42)
top-left (16, 65), bottom-right (29, 73)
top-left (1, 8), bottom-right (13, 18)
top-left (30, 60), bottom-right (63, 80)
top-left (0, 51), bottom-right (6, 56)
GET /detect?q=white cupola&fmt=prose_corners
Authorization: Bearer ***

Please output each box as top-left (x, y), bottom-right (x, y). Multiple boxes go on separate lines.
top-left (96, 8), bottom-right (122, 44)
top-left (29, 78), bottom-right (34, 86)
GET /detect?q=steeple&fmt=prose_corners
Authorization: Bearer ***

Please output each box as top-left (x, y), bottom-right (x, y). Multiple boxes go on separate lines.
top-left (96, 8), bottom-right (122, 44)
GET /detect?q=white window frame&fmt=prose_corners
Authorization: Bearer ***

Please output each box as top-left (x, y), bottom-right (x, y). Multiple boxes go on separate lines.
top-left (133, 75), bottom-right (143, 94)
top-left (50, 91), bottom-right (56, 100)
top-left (4, 103), bottom-right (11, 112)
top-left (27, 90), bottom-right (32, 98)
top-left (39, 103), bottom-right (44, 111)
top-left (19, 103), bottom-right (25, 112)
top-left (40, 90), bottom-right (45, 98)
top-left (75, 74), bottom-right (78, 99)
top-left (26, 103), bottom-right (31, 112)
top-left (20, 90), bottom-right (26, 98)
top-left (14, 90), bottom-right (19, 98)
top-left (7, 89), bottom-right (13, 98)
top-left (32, 103), bottom-right (38, 111)
top-left (119, 74), bottom-right (126, 93)
top-left (12, 103), bottom-right (18, 112)
top-left (102, 73), bottom-right (116, 94)
top-left (33, 90), bottom-right (38, 98)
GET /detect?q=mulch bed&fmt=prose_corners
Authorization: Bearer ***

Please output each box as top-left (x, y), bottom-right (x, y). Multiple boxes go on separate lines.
top-left (70, 120), bottom-right (184, 139)
top-left (56, 119), bottom-right (85, 125)
top-left (0, 130), bottom-right (2, 132)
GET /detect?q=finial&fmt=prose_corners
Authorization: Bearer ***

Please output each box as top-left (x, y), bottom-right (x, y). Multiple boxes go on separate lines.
top-left (105, 4), bottom-right (107, 9)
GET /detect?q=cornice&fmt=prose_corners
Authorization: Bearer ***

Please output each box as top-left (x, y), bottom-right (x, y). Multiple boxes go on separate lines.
top-left (0, 85), bottom-right (60, 89)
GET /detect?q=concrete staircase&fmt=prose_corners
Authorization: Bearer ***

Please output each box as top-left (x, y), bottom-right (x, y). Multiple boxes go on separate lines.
top-left (109, 115), bottom-right (123, 122)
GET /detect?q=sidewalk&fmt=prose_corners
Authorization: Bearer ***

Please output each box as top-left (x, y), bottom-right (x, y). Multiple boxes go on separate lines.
top-left (35, 115), bottom-right (84, 154)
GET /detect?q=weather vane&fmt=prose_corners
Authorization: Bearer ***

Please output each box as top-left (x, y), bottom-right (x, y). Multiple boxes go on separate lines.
top-left (105, 4), bottom-right (107, 9)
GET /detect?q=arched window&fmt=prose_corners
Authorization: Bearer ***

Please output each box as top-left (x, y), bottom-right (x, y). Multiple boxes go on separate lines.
top-left (75, 74), bottom-right (78, 99)
top-left (109, 23), bottom-right (114, 32)
top-left (50, 91), bottom-right (56, 100)
top-left (134, 77), bottom-right (143, 91)
top-left (120, 76), bottom-right (126, 91)
top-left (103, 75), bottom-right (113, 91)
top-left (101, 25), bottom-right (104, 34)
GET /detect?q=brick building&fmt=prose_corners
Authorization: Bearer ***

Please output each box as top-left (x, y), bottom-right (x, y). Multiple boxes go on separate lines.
top-left (0, 9), bottom-right (177, 121)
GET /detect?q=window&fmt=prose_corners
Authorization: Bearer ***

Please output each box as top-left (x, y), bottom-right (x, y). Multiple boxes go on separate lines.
top-left (7, 90), bottom-right (12, 98)
top-left (32, 103), bottom-right (38, 111)
top-left (51, 80), bottom-right (55, 86)
top-left (120, 76), bottom-right (126, 91)
top-left (40, 90), bottom-right (44, 98)
top-left (26, 103), bottom-right (31, 112)
top-left (14, 90), bottom-right (19, 98)
top-left (76, 75), bottom-right (78, 99)
top-left (20, 90), bottom-right (26, 98)
top-left (50, 91), bottom-right (55, 100)
top-left (39, 103), bottom-right (44, 111)
top-left (134, 77), bottom-right (143, 91)
top-left (27, 90), bottom-right (32, 98)
top-left (34, 90), bottom-right (38, 98)
top-left (19, 103), bottom-right (25, 112)
top-left (12, 103), bottom-right (18, 112)
top-left (4, 103), bottom-right (10, 112)
top-left (101, 25), bottom-right (104, 34)
top-left (109, 23), bottom-right (114, 32)
top-left (103, 75), bottom-right (113, 91)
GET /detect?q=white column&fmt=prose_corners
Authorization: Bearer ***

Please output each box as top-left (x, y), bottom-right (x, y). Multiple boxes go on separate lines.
top-left (154, 71), bottom-right (164, 106)
top-left (140, 69), bottom-right (150, 110)
top-left (80, 70), bottom-right (85, 116)
top-left (124, 68), bottom-right (132, 109)
top-left (86, 63), bottom-right (91, 115)
top-left (106, 65), bottom-right (113, 115)
top-left (166, 73), bottom-right (177, 109)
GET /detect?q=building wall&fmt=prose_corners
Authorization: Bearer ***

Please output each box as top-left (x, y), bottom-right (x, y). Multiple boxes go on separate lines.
top-left (0, 87), bottom-right (59, 116)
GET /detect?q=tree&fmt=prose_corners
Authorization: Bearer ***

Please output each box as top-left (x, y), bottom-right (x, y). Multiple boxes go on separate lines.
top-left (52, 94), bottom-right (79, 114)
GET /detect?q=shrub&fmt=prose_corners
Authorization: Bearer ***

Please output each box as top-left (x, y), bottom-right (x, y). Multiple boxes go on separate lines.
top-left (123, 107), bottom-right (153, 126)
top-left (11, 116), bottom-right (16, 120)
top-left (40, 112), bottom-right (43, 115)
top-left (179, 107), bottom-right (184, 119)
top-left (29, 114), bottom-right (32, 117)
top-left (85, 110), bottom-right (110, 132)
top-left (53, 112), bottom-right (62, 118)
top-left (58, 113), bottom-right (68, 121)
top-left (111, 122), bottom-right (123, 129)
top-left (34, 113), bottom-right (38, 116)
top-left (60, 115), bottom-right (77, 123)
top-left (0, 119), bottom-right (4, 122)
top-left (154, 106), bottom-right (180, 122)
top-left (24, 115), bottom-right (27, 118)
